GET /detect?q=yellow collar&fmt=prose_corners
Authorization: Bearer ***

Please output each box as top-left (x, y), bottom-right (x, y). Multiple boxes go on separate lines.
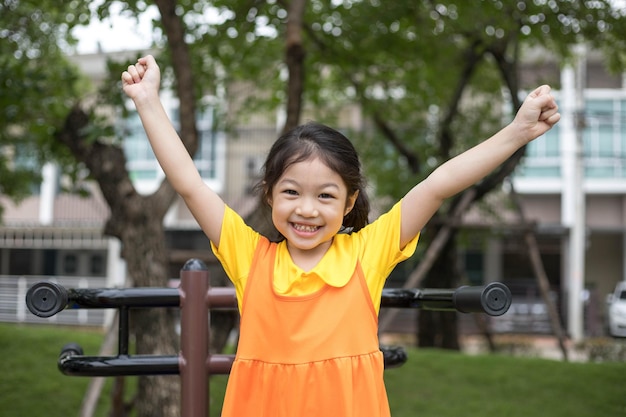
top-left (273, 235), bottom-right (356, 295)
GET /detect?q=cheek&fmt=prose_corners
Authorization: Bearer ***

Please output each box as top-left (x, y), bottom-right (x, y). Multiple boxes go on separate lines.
top-left (270, 198), bottom-right (288, 218)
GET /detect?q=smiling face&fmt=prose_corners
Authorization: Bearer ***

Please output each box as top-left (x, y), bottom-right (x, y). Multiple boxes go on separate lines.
top-left (269, 157), bottom-right (358, 267)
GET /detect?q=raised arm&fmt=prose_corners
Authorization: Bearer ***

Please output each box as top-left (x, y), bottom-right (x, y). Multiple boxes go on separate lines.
top-left (121, 55), bottom-right (225, 246)
top-left (400, 85), bottom-right (560, 248)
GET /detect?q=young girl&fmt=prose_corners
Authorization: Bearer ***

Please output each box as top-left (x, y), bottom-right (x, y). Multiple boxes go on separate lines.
top-left (122, 55), bottom-right (560, 416)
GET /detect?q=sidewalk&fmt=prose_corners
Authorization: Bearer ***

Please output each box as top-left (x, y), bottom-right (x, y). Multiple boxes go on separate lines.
top-left (462, 334), bottom-right (626, 362)
top-left (381, 333), bottom-right (626, 362)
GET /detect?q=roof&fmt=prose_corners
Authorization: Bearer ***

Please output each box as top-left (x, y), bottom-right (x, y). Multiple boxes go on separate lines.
top-left (1, 188), bottom-right (109, 228)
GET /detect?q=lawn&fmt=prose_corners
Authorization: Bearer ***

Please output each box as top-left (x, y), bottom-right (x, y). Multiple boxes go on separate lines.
top-left (385, 349), bottom-right (626, 417)
top-left (0, 323), bottom-right (113, 417)
top-left (2, 323), bottom-right (625, 417)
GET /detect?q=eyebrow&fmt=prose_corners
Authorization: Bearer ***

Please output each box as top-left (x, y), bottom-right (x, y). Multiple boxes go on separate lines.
top-left (278, 178), bottom-right (340, 190)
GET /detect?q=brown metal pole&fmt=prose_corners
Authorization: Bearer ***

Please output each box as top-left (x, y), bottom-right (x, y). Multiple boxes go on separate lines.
top-left (179, 259), bottom-right (210, 417)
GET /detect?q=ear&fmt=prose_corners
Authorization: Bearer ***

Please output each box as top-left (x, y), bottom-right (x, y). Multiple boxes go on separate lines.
top-left (263, 182), bottom-right (273, 207)
top-left (344, 190), bottom-right (359, 216)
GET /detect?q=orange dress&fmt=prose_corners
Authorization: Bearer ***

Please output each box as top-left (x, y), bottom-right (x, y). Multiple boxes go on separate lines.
top-left (220, 237), bottom-right (391, 417)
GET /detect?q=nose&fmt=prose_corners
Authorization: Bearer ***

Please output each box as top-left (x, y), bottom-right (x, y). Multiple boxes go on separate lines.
top-left (295, 198), bottom-right (319, 218)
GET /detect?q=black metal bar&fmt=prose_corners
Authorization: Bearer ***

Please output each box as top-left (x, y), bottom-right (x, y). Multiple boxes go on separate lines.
top-left (55, 350), bottom-right (411, 377)
top-left (59, 353), bottom-right (180, 377)
top-left (380, 282), bottom-right (511, 316)
top-left (57, 352), bottom-right (235, 377)
top-left (26, 282), bottom-right (512, 316)
top-left (454, 283), bottom-right (512, 316)
top-left (56, 348), bottom-right (412, 377)
top-left (65, 287), bottom-right (181, 309)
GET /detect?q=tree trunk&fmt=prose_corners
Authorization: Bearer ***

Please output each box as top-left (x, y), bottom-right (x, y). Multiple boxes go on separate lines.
top-left (56, 106), bottom-right (180, 416)
top-left (508, 180), bottom-right (570, 361)
top-left (417, 226), bottom-right (460, 350)
top-left (283, 0), bottom-right (307, 133)
top-left (119, 216), bottom-right (180, 417)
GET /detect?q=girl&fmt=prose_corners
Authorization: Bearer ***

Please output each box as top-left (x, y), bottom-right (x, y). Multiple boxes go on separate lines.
top-left (122, 55), bottom-right (560, 416)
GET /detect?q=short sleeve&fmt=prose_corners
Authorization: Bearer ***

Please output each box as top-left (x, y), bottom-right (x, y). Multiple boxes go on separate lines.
top-left (210, 205), bottom-right (260, 302)
top-left (355, 200), bottom-right (419, 310)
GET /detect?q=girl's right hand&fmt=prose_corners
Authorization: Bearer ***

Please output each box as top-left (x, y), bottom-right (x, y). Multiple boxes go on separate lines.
top-left (121, 55), bottom-right (161, 101)
top-left (511, 85), bottom-right (560, 144)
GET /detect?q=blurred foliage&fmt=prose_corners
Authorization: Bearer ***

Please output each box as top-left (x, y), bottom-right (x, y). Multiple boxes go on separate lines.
top-left (0, 0), bottom-right (92, 207)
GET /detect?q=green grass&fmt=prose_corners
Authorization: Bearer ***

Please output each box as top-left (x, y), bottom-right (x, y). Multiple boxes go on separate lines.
top-left (0, 323), bottom-right (113, 417)
top-left (385, 349), bottom-right (626, 417)
top-left (2, 323), bottom-right (626, 417)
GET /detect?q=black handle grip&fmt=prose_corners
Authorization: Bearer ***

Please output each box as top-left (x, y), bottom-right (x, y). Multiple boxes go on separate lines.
top-left (60, 343), bottom-right (84, 358)
top-left (25, 281), bottom-right (68, 318)
top-left (453, 282), bottom-right (512, 316)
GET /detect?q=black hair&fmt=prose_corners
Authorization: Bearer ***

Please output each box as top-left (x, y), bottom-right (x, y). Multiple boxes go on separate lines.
top-left (258, 122), bottom-right (370, 237)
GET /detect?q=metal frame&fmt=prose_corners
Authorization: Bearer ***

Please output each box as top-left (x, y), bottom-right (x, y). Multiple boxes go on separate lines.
top-left (25, 258), bottom-right (512, 417)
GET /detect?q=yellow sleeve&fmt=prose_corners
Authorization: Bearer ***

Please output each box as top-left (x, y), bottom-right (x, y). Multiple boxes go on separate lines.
top-left (210, 205), bottom-right (260, 304)
top-left (357, 200), bottom-right (419, 312)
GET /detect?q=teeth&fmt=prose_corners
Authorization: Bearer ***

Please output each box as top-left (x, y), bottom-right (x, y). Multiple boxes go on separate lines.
top-left (293, 223), bottom-right (318, 233)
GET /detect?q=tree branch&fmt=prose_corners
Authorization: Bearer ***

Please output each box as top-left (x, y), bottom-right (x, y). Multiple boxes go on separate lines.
top-left (54, 106), bottom-right (152, 238)
top-left (282, 0), bottom-right (307, 133)
top-left (436, 41), bottom-right (485, 158)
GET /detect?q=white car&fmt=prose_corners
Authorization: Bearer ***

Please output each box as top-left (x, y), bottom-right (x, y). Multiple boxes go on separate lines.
top-left (607, 282), bottom-right (626, 337)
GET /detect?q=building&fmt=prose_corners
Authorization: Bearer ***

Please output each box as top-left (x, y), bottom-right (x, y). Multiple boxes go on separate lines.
top-left (467, 47), bottom-right (626, 340)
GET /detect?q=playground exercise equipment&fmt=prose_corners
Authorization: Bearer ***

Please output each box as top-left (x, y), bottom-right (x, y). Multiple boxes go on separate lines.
top-left (25, 258), bottom-right (512, 417)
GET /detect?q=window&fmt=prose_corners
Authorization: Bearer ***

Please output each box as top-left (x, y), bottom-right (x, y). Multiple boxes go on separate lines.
top-left (516, 123), bottom-right (561, 178)
top-left (584, 98), bottom-right (625, 178)
top-left (63, 254), bottom-right (78, 275)
top-left (194, 107), bottom-right (219, 179)
top-left (517, 95), bottom-right (626, 180)
top-left (121, 99), bottom-right (223, 191)
top-left (122, 112), bottom-right (160, 181)
top-left (90, 254), bottom-right (105, 276)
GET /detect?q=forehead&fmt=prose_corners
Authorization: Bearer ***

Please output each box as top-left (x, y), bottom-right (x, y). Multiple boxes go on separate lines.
top-left (278, 157), bottom-right (346, 189)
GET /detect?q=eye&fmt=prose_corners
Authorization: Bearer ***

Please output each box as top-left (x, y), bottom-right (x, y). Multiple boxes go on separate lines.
top-left (283, 189), bottom-right (298, 196)
top-left (319, 193), bottom-right (335, 199)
